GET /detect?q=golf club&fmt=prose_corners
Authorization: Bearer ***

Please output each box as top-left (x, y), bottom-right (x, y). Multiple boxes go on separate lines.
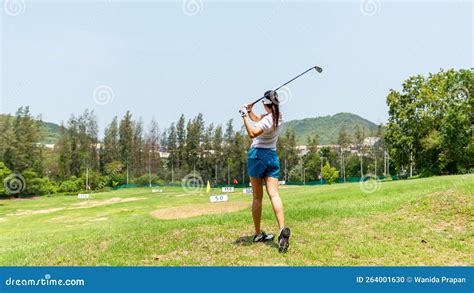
top-left (250, 65), bottom-right (323, 106)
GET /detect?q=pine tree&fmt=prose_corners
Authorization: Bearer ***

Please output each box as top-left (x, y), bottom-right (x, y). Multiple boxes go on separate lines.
top-left (147, 118), bottom-right (162, 175)
top-left (176, 114), bottom-right (186, 170)
top-left (119, 111), bottom-right (133, 169)
top-left (103, 116), bottom-right (119, 165)
top-left (131, 118), bottom-right (144, 176)
top-left (57, 123), bottom-right (71, 180)
top-left (7, 107), bottom-right (44, 174)
top-left (166, 123), bottom-right (178, 177)
top-left (212, 125), bottom-right (224, 183)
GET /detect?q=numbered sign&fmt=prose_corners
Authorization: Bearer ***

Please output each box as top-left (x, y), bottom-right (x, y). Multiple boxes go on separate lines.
top-left (278, 181), bottom-right (286, 185)
top-left (77, 194), bottom-right (90, 199)
top-left (152, 189), bottom-right (163, 193)
top-left (243, 188), bottom-right (253, 194)
top-left (210, 195), bottom-right (228, 203)
top-left (221, 187), bottom-right (235, 193)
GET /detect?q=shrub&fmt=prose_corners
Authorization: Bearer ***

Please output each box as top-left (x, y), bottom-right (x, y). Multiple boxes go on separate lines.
top-left (0, 162), bottom-right (12, 195)
top-left (133, 174), bottom-right (164, 186)
top-left (59, 176), bottom-right (83, 193)
top-left (322, 162), bottom-right (339, 184)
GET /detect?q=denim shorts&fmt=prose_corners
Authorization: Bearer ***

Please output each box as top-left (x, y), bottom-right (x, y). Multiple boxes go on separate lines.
top-left (247, 148), bottom-right (280, 179)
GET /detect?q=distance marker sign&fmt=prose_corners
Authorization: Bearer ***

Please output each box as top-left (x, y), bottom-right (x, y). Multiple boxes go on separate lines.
top-left (210, 195), bottom-right (228, 203)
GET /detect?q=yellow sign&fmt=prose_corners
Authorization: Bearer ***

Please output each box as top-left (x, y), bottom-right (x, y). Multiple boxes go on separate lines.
top-left (206, 181), bottom-right (211, 193)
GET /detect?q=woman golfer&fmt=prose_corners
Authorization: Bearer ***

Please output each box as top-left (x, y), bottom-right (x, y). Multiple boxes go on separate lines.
top-left (240, 90), bottom-right (291, 253)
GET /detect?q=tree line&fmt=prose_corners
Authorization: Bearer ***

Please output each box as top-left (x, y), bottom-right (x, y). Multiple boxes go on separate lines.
top-left (0, 68), bottom-right (472, 196)
top-left (385, 69), bottom-right (473, 176)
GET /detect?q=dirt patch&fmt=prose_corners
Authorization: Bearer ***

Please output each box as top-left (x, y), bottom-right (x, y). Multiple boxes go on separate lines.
top-left (8, 197), bottom-right (145, 218)
top-left (71, 197), bottom-right (146, 209)
top-left (99, 241), bottom-right (109, 251)
top-left (48, 215), bottom-right (69, 222)
top-left (151, 201), bottom-right (250, 220)
top-left (7, 196), bottom-right (41, 201)
top-left (89, 217), bottom-right (107, 222)
top-left (8, 207), bottom-right (64, 216)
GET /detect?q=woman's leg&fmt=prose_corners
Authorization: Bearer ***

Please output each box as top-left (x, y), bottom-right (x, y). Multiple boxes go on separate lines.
top-left (264, 176), bottom-right (284, 231)
top-left (250, 176), bottom-right (264, 235)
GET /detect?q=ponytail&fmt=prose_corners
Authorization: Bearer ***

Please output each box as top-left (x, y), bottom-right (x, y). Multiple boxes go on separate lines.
top-left (271, 104), bottom-right (280, 130)
top-left (263, 90), bottom-right (280, 130)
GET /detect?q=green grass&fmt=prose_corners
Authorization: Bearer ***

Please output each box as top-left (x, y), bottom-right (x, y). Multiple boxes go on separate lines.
top-left (0, 175), bottom-right (472, 266)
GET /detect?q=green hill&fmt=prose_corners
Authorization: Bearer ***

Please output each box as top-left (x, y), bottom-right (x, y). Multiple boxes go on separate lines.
top-left (0, 114), bottom-right (60, 145)
top-left (2, 112), bottom-right (379, 146)
top-left (283, 112), bottom-right (379, 145)
top-left (40, 121), bottom-right (61, 145)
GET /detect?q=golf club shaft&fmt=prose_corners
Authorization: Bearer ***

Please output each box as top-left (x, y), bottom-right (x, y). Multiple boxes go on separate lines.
top-left (250, 66), bottom-right (322, 106)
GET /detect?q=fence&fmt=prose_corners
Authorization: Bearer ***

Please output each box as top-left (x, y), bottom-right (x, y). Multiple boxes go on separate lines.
top-left (113, 176), bottom-right (400, 190)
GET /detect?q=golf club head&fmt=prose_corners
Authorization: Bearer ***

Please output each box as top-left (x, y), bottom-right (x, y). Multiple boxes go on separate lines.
top-left (314, 66), bottom-right (323, 73)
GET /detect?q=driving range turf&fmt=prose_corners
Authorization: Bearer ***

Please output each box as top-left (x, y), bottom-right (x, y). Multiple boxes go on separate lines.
top-left (0, 175), bottom-right (472, 266)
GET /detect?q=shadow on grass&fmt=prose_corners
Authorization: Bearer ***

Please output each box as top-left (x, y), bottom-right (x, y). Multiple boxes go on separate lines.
top-left (234, 235), bottom-right (278, 249)
top-left (0, 194), bottom-right (40, 201)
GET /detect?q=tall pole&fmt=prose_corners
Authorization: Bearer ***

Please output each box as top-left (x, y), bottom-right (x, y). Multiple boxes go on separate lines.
top-left (343, 151), bottom-right (346, 182)
top-left (360, 152), bottom-right (363, 178)
top-left (301, 159), bottom-right (304, 182)
top-left (242, 164), bottom-right (245, 186)
top-left (126, 160), bottom-right (129, 185)
top-left (215, 163), bottom-right (218, 184)
top-left (148, 151), bottom-right (152, 187)
top-left (86, 161), bottom-right (89, 190)
top-left (340, 148), bottom-right (343, 180)
top-left (387, 150), bottom-right (390, 177)
top-left (374, 150), bottom-right (377, 177)
top-left (227, 161), bottom-right (230, 186)
top-left (285, 159), bottom-right (288, 182)
top-left (320, 155), bottom-right (323, 184)
top-left (171, 160), bottom-right (174, 183)
top-left (409, 142), bottom-right (413, 177)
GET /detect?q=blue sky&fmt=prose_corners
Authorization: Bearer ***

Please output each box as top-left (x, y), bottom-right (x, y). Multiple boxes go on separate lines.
top-left (1, 0), bottom-right (472, 133)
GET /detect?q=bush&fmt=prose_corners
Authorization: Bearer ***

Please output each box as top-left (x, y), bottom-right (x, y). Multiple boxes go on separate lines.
top-left (26, 177), bottom-right (58, 195)
top-left (322, 162), bottom-right (339, 184)
top-left (133, 174), bottom-right (165, 186)
top-left (59, 176), bottom-right (83, 193)
top-left (0, 162), bottom-right (12, 195)
top-left (16, 169), bottom-right (58, 196)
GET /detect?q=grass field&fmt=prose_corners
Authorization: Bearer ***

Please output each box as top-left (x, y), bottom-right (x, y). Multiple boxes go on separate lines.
top-left (0, 175), bottom-right (472, 266)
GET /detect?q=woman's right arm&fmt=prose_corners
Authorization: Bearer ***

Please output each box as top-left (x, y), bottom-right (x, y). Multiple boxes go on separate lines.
top-left (249, 111), bottom-right (263, 122)
top-left (245, 103), bottom-right (267, 122)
